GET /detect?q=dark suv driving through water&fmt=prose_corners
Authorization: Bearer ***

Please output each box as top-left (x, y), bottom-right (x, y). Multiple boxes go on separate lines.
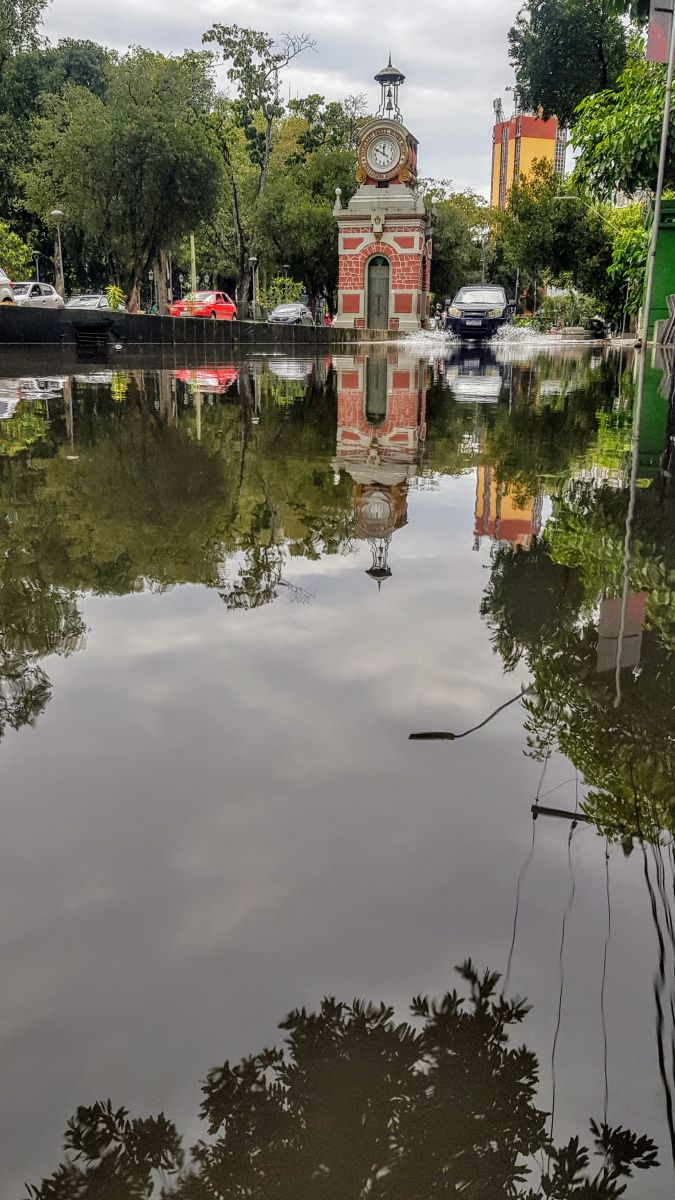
top-left (445, 285), bottom-right (513, 340)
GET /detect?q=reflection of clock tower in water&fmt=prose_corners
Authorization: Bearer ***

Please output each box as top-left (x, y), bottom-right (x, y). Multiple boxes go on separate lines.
top-left (334, 58), bottom-right (432, 333)
top-left (332, 350), bottom-right (428, 585)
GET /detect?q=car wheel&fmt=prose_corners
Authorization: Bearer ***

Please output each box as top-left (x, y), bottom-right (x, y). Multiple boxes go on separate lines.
top-left (210, 311), bottom-right (217, 320)
top-left (1, 298), bottom-right (14, 305)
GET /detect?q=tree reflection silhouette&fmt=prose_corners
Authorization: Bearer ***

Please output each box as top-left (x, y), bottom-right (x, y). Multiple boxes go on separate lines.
top-left (481, 483), bottom-right (675, 842)
top-left (25, 963), bottom-right (658, 1200)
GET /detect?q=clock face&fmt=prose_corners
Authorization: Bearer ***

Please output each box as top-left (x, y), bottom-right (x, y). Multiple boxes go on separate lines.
top-left (366, 136), bottom-right (399, 173)
top-left (358, 123), bottom-right (409, 181)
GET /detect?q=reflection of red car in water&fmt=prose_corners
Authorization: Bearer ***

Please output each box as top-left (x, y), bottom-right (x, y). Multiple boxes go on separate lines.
top-left (169, 291), bottom-right (237, 321)
top-left (173, 367), bottom-right (239, 395)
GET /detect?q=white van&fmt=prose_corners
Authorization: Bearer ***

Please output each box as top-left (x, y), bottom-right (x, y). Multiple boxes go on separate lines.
top-left (0, 266), bottom-right (15, 305)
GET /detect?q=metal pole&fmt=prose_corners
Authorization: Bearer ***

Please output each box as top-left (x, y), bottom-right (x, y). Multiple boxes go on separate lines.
top-left (56, 222), bottom-right (64, 298)
top-left (190, 232), bottom-right (197, 295)
top-left (615, 15), bottom-right (675, 708)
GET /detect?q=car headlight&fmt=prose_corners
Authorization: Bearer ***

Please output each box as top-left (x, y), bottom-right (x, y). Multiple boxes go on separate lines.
top-left (448, 307), bottom-right (461, 317)
top-left (487, 307), bottom-right (504, 318)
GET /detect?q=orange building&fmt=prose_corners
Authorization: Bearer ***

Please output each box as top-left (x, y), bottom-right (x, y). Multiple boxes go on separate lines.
top-left (490, 101), bottom-right (566, 209)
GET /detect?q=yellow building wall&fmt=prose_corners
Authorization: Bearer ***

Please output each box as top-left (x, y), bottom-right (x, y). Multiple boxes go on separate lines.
top-left (491, 141), bottom-right (502, 209)
top-left (517, 136), bottom-right (556, 180)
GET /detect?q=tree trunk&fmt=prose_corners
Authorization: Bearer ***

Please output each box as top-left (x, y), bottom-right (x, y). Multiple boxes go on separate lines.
top-left (127, 265), bottom-right (144, 314)
top-left (156, 250), bottom-right (170, 313)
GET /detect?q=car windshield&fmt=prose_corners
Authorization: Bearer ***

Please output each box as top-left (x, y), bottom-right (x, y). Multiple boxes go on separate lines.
top-left (0, 268), bottom-right (10, 284)
top-left (455, 287), bottom-right (506, 305)
top-left (12, 284), bottom-right (30, 295)
top-left (273, 304), bottom-right (301, 312)
top-left (66, 296), bottom-right (103, 308)
top-left (192, 292), bottom-right (216, 303)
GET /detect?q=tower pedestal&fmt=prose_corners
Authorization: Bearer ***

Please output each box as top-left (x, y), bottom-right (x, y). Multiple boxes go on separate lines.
top-left (334, 184), bottom-right (431, 333)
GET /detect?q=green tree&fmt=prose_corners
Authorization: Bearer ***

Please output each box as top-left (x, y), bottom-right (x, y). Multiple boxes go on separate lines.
top-left (574, 48), bottom-right (675, 196)
top-left (287, 92), bottom-right (368, 161)
top-left (0, 0), bottom-right (48, 68)
top-left (508, 0), bottom-right (632, 127)
top-left (495, 160), bottom-right (642, 322)
top-left (0, 37), bottom-right (112, 243)
top-left (258, 144), bottom-right (357, 311)
top-left (424, 185), bottom-right (488, 301)
top-left (0, 218), bottom-right (31, 276)
top-left (202, 25), bottom-right (314, 306)
top-left (23, 49), bottom-right (222, 309)
top-left (25, 963), bottom-right (658, 1200)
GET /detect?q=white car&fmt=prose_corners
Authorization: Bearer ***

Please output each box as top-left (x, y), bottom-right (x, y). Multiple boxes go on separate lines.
top-left (0, 266), bottom-right (15, 305)
top-left (12, 282), bottom-right (64, 309)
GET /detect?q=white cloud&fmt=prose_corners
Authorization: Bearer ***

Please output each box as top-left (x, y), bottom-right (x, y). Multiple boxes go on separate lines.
top-left (42, 0), bottom-right (521, 193)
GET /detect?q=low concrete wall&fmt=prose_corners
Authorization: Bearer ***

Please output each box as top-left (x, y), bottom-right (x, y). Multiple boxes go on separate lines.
top-left (0, 307), bottom-right (400, 348)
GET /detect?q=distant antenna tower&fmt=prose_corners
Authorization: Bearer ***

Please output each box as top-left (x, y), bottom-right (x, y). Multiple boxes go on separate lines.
top-left (493, 97), bottom-right (505, 122)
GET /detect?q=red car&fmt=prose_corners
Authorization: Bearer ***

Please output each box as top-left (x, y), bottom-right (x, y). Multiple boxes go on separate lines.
top-left (169, 291), bottom-right (237, 321)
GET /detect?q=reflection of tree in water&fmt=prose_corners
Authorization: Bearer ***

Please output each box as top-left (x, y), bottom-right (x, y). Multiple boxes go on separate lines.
top-left (481, 478), bottom-right (675, 843)
top-left (0, 480), bottom-right (86, 739)
top-left (25, 963), bottom-right (658, 1200)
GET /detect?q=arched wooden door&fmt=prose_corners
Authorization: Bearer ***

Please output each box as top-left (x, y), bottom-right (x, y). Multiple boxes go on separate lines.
top-left (367, 255), bottom-right (390, 330)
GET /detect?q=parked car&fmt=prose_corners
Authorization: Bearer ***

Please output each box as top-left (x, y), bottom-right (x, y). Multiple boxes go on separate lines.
top-left (169, 291), bottom-right (237, 321)
top-left (445, 285), bottom-right (513, 340)
top-left (0, 266), bottom-right (15, 305)
top-left (65, 294), bottom-right (114, 310)
top-left (267, 302), bottom-right (314, 326)
top-left (12, 282), bottom-right (64, 309)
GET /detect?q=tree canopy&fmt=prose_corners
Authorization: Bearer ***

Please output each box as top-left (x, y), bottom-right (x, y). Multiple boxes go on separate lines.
top-left (508, 0), bottom-right (633, 127)
top-left (574, 48), bottom-right (675, 196)
top-left (23, 49), bottom-right (223, 309)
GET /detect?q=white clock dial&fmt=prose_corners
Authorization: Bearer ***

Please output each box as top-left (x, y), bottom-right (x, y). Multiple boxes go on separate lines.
top-left (367, 136), bottom-right (399, 172)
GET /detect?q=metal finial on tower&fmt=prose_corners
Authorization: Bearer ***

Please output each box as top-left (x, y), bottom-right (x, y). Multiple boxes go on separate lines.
top-left (375, 56), bottom-right (405, 122)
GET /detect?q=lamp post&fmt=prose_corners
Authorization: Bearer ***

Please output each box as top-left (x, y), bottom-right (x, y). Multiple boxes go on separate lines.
top-left (49, 209), bottom-right (65, 298)
top-left (32, 251), bottom-right (41, 283)
top-left (148, 268), bottom-right (154, 310)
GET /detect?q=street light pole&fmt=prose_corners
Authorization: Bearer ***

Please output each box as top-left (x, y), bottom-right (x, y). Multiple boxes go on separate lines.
top-left (49, 209), bottom-right (65, 298)
top-left (32, 251), bottom-right (41, 283)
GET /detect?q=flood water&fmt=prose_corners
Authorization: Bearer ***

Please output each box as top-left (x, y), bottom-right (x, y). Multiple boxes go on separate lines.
top-left (1, 341), bottom-right (674, 1197)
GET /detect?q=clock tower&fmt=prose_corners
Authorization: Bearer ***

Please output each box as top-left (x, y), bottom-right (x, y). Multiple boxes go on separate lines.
top-left (334, 58), bottom-right (432, 333)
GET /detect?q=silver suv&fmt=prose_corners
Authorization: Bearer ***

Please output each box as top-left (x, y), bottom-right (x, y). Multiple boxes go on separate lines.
top-left (0, 265), bottom-right (15, 305)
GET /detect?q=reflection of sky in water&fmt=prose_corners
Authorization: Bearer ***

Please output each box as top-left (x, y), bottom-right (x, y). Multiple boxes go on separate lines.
top-left (0, 348), bottom-right (672, 1196)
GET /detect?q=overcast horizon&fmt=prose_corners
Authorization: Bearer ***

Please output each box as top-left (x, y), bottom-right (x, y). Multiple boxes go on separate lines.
top-left (42, 0), bottom-right (521, 197)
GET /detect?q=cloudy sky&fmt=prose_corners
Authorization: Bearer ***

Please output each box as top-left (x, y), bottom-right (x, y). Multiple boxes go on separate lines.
top-left (42, 0), bottom-right (521, 196)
